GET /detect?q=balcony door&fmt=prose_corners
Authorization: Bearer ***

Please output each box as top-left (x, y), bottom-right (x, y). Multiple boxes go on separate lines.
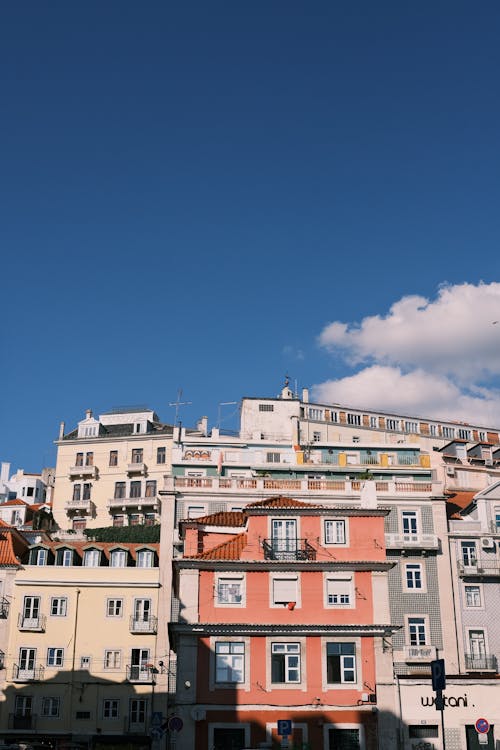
top-left (271, 519), bottom-right (297, 555)
top-left (130, 648), bottom-right (150, 680)
top-left (18, 648), bottom-right (36, 679)
top-left (22, 597), bottom-right (40, 628)
top-left (468, 630), bottom-right (486, 668)
top-left (402, 511), bottom-right (418, 542)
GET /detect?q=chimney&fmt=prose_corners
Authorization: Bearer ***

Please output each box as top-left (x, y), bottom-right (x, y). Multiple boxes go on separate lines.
top-left (85, 409), bottom-right (93, 420)
top-left (302, 388), bottom-right (309, 403)
top-left (197, 416), bottom-right (208, 436)
top-left (59, 422), bottom-right (65, 440)
top-left (0, 463), bottom-right (10, 483)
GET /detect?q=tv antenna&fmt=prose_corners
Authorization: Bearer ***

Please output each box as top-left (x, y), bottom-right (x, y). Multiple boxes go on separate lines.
top-left (169, 389), bottom-right (192, 425)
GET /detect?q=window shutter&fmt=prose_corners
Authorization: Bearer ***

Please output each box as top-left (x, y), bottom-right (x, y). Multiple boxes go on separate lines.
top-left (273, 577), bottom-right (297, 603)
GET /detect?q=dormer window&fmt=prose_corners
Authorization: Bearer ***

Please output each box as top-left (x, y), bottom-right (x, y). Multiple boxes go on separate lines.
top-left (32, 548), bottom-right (47, 566)
top-left (56, 549), bottom-right (73, 567)
top-left (136, 549), bottom-right (153, 568)
top-left (84, 549), bottom-right (100, 567)
top-left (110, 549), bottom-right (127, 568)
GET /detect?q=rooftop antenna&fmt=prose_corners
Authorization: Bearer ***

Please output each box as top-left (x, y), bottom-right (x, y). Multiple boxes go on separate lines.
top-left (169, 389), bottom-right (192, 425)
top-left (217, 401), bottom-right (238, 429)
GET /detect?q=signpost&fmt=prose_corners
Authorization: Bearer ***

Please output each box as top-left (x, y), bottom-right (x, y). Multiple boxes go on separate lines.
top-left (277, 720), bottom-right (292, 749)
top-left (430, 659), bottom-right (446, 750)
top-left (475, 718), bottom-right (490, 746)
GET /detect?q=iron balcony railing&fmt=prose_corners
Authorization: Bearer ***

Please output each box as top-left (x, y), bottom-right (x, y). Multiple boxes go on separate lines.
top-left (0, 597), bottom-right (10, 618)
top-left (130, 615), bottom-right (158, 634)
top-left (12, 664), bottom-right (44, 681)
top-left (9, 714), bottom-right (37, 730)
top-left (18, 613), bottom-right (46, 631)
top-left (465, 654), bottom-right (498, 671)
top-left (127, 665), bottom-right (154, 683)
top-left (262, 538), bottom-right (316, 561)
top-left (457, 559), bottom-right (500, 576)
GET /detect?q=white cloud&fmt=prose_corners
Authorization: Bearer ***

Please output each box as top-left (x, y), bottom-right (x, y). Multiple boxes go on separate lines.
top-left (283, 345), bottom-right (304, 361)
top-left (318, 282), bottom-right (500, 382)
top-left (314, 282), bottom-right (500, 426)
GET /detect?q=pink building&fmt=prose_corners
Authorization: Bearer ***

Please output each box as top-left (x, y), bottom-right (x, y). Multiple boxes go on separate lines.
top-left (170, 497), bottom-right (397, 750)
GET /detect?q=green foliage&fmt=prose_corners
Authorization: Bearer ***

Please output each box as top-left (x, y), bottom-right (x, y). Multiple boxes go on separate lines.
top-left (82, 525), bottom-right (161, 543)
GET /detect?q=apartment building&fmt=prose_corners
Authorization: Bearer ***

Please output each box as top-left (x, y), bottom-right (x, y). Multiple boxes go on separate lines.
top-left (0, 539), bottom-right (166, 749)
top-left (53, 407), bottom-right (176, 531)
top-left (169, 496), bottom-right (396, 750)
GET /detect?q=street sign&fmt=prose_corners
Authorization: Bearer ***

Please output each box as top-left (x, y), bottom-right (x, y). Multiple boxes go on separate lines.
top-left (475, 718), bottom-right (490, 734)
top-left (277, 720), bottom-right (292, 737)
top-left (150, 727), bottom-right (163, 741)
top-left (431, 659), bottom-right (446, 691)
top-left (168, 716), bottom-right (184, 733)
top-left (151, 711), bottom-right (163, 727)
top-left (478, 734), bottom-right (488, 746)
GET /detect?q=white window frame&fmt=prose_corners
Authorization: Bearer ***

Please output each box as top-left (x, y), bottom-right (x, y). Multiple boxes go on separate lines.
top-left (186, 504), bottom-right (207, 519)
top-left (270, 574), bottom-right (300, 608)
top-left (103, 698), bottom-right (120, 719)
top-left (46, 647), bottom-right (64, 667)
top-left (324, 519), bottom-right (347, 546)
top-left (466, 627), bottom-right (489, 660)
top-left (325, 641), bottom-right (357, 685)
top-left (347, 413), bottom-right (362, 426)
top-left (136, 549), bottom-right (154, 568)
top-left (50, 597), bottom-right (68, 617)
top-left (110, 549), bottom-right (127, 568)
top-left (464, 584), bottom-right (483, 609)
top-left (215, 641), bottom-right (245, 684)
top-left (271, 642), bottom-right (301, 684)
top-left (84, 549), bottom-right (100, 567)
top-left (41, 697), bottom-right (60, 718)
top-left (80, 656), bottom-right (91, 669)
top-left (325, 574), bottom-right (353, 608)
top-left (215, 574), bottom-right (245, 607)
top-left (104, 649), bottom-right (121, 670)
top-left (403, 562), bottom-right (426, 592)
top-left (107, 599), bottom-right (123, 617)
top-left (401, 509), bottom-right (420, 540)
top-left (406, 615), bottom-right (429, 646)
top-left (461, 541), bottom-right (477, 567)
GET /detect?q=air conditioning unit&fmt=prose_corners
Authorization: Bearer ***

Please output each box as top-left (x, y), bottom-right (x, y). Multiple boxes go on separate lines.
top-left (361, 693), bottom-right (377, 703)
top-left (481, 537), bottom-right (495, 549)
top-left (446, 467), bottom-right (456, 476)
top-left (485, 459), bottom-right (493, 466)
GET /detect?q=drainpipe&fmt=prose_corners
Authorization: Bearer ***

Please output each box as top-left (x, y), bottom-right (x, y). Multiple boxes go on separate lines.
top-left (68, 588), bottom-right (81, 738)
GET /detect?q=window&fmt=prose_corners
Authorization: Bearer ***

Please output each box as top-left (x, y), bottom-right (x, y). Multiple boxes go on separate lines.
top-left (103, 699), bottom-right (119, 719)
top-left (56, 548), bottom-right (73, 566)
top-left (479, 431), bottom-right (487, 442)
top-left (313, 431), bottom-right (321, 442)
top-left (465, 585), bottom-right (481, 607)
top-left (76, 711), bottom-right (91, 720)
top-left (386, 419), bottom-right (400, 431)
top-left (104, 650), bottom-right (121, 669)
top-left (405, 421), bottom-right (418, 433)
top-left (109, 450), bottom-right (118, 466)
top-left (133, 598), bottom-right (151, 623)
top-left (145, 480), bottom-right (157, 497)
top-left (34, 548), bottom-right (47, 565)
top-left (408, 617), bottom-right (427, 645)
top-left (370, 416), bottom-right (378, 428)
top-left (41, 697), bottom-right (60, 717)
top-left (326, 642), bottom-right (356, 683)
top-left (266, 452), bottom-right (281, 463)
top-left (51, 597), bottom-right (67, 616)
top-left (215, 642), bottom-right (245, 683)
top-left (271, 643), bottom-right (300, 683)
top-left (22, 596), bottom-right (40, 625)
top-left (82, 483), bottom-right (91, 500)
top-left (495, 510), bottom-right (500, 532)
top-left (409, 726), bottom-right (439, 739)
top-left (72, 484), bottom-right (81, 502)
top-left (80, 656), bottom-right (91, 669)
top-left (429, 424), bottom-right (437, 436)
top-left (144, 513), bottom-right (156, 526)
top-left (259, 403), bottom-right (274, 412)
top-left (27, 486), bottom-right (34, 496)
top-left (114, 482), bottom-right (126, 499)
top-left (442, 426), bottom-right (455, 439)
top-left (187, 505), bottom-right (206, 519)
top-left (468, 629), bottom-right (487, 664)
top-left (156, 446), bottom-right (166, 464)
top-left (129, 513), bottom-right (141, 526)
top-left (18, 648), bottom-right (37, 677)
top-left (107, 599), bottom-right (123, 617)
top-left (325, 519), bottom-right (346, 545)
top-left (458, 428), bottom-right (471, 440)
top-left (136, 549), bottom-right (153, 568)
top-left (402, 511), bottom-right (418, 540)
top-left (308, 408), bottom-right (323, 420)
top-left (272, 576), bottom-right (298, 606)
top-left (84, 549), bottom-right (100, 567)
top-left (217, 577), bottom-right (243, 605)
top-left (130, 648), bottom-right (150, 680)
top-left (130, 481), bottom-right (142, 498)
top-left (129, 699), bottom-right (147, 725)
top-left (75, 452), bottom-right (84, 467)
top-left (347, 413), bottom-right (361, 426)
top-left (326, 576), bottom-right (352, 606)
top-left (110, 549), bottom-right (127, 567)
top-left (73, 518), bottom-right (86, 531)
top-left (113, 515), bottom-right (125, 527)
top-left (47, 648), bottom-right (64, 667)
top-left (461, 541), bottom-right (477, 567)
top-left (405, 564), bottom-right (423, 590)
top-left (15, 695), bottom-right (33, 717)
top-left (85, 452), bottom-right (94, 466)
top-left (131, 448), bottom-right (143, 464)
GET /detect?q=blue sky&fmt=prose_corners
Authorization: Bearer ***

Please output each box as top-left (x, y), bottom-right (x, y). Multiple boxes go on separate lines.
top-left (2, 1), bottom-right (500, 472)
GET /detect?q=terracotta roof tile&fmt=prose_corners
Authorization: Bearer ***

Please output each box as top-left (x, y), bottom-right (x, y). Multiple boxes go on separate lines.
top-left (182, 511), bottom-right (246, 527)
top-left (1, 499), bottom-right (28, 506)
top-left (27, 540), bottom-right (160, 562)
top-left (0, 529), bottom-right (27, 566)
top-left (246, 496), bottom-right (322, 509)
top-left (445, 491), bottom-right (477, 519)
top-left (192, 533), bottom-right (247, 560)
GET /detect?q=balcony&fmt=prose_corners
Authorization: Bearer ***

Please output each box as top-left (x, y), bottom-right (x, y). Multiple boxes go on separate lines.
top-left (127, 462), bottom-right (147, 475)
top-left (12, 664), bottom-right (44, 682)
top-left (64, 498), bottom-right (94, 514)
top-left (125, 716), bottom-right (147, 734)
top-left (385, 533), bottom-right (439, 551)
top-left (457, 559), bottom-right (500, 577)
top-left (465, 654), bottom-right (498, 672)
top-left (130, 615), bottom-right (158, 634)
top-left (8, 714), bottom-right (37, 730)
top-left (127, 665), bottom-right (154, 683)
top-left (69, 465), bottom-right (97, 479)
top-left (262, 538), bottom-right (316, 561)
top-left (404, 645), bottom-right (437, 662)
top-left (108, 496), bottom-right (160, 511)
top-left (18, 613), bottom-right (46, 632)
top-left (168, 475), bottom-right (439, 497)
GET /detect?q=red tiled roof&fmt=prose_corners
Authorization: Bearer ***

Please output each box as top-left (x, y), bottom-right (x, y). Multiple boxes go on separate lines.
top-left (0, 528), bottom-right (27, 566)
top-left (182, 511), bottom-right (246, 527)
top-left (192, 533), bottom-right (247, 560)
top-left (1, 499), bottom-right (28, 506)
top-left (29, 541), bottom-right (160, 562)
top-left (30, 503), bottom-right (52, 511)
top-left (246, 496), bottom-right (322, 509)
top-left (445, 491), bottom-right (477, 519)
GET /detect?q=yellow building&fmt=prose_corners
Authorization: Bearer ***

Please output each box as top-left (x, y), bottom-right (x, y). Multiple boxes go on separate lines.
top-left (0, 539), bottom-right (167, 749)
top-left (53, 407), bottom-right (175, 531)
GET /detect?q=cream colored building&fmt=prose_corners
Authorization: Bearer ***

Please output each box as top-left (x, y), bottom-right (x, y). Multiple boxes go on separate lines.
top-left (0, 539), bottom-right (167, 749)
top-left (52, 407), bottom-right (176, 531)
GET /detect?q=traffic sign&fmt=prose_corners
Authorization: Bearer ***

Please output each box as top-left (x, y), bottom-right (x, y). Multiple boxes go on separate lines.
top-left (475, 718), bottom-right (490, 734)
top-left (431, 659), bottom-right (446, 692)
top-left (168, 716), bottom-right (184, 733)
top-left (151, 711), bottom-right (163, 727)
top-left (277, 720), bottom-right (292, 737)
top-left (150, 727), bottom-right (163, 741)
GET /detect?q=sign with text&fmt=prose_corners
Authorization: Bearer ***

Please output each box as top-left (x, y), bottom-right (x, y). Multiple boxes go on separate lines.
top-left (277, 720), bottom-right (292, 737)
